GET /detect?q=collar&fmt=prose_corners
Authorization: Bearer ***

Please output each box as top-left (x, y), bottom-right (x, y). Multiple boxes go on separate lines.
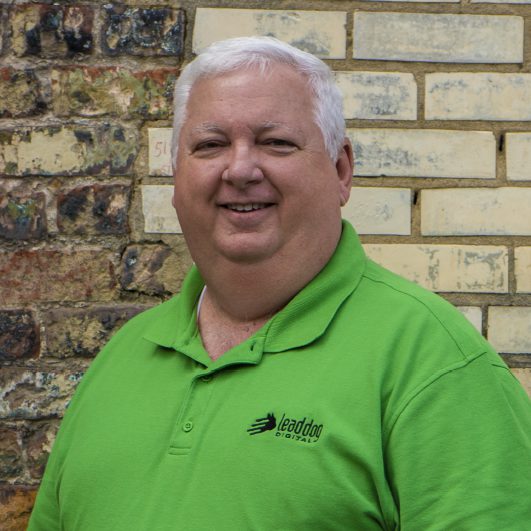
top-left (143, 221), bottom-right (366, 368)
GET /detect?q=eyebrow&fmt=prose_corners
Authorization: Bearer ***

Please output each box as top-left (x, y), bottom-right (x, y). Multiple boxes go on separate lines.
top-left (190, 121), bottom-right (300, 136)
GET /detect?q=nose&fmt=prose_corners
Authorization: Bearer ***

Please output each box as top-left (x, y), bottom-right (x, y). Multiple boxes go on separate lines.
top-left (222, 143), bottom-right (264, 188)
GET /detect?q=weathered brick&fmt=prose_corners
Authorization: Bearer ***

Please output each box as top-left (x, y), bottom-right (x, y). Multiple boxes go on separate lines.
top-left (0, 68), bottom-right (46, 118)
top-left (511, 369), bottom-right (531, 397)
top-left (348, 129), bottom-right (495, 179)
top-left (193, 8), bottom-right (347, 59)
top-left (52, 67), bottom-right (178, 119)
top-left (353, 12), bottom-right (523, 63)
top-left (45, 305), bottom-right (149, 358)
top-left (472, 0), bottom-right (531, 3)
top-left (334, 71), bottom-right (416, 120)
top-left (0, 191), bottom-right (47, 240)
top-left (515, 247), bottom-right (531, 293)
top-left (0, 425), bottom-right (23, 480)
top-left (506, 133), bottom-right (531, 181)
top-left (488, 307), bottom-right (531, 354)
top-left (102, 5), bottom-right (184, 56)
top-left (426, 74), bottom-right (531, 121)
top-left (0, 368), bottom-right (84, 419)
top-left (0, 486), bottom-right (37, 531)
top-left (142, 185), bottom-right (180, 233)
top-left (421, 188), bottom-right (531, 236)
top-left (120, 243), bottom-right (192, 296)
top-left (57, 184), bottom-right (130, 235)
top-left (0, 126), bottom-right (138, 176)
top-left (148, 128), bottom-right (172, 176)
top-left (0, 249), bottom-right (117, 304)
top-left (342, 187), bottom-right (411, 235)
top-left (364, 244), bottom-right (508, 293)
top-left (11, 4), bottom-right (93, 57)
top-left (0, 311), bottom-right (40, 361)
top-left (19, 420), bottom-right (59, 480)
top-left (457, 306), bottom-right (482, 332)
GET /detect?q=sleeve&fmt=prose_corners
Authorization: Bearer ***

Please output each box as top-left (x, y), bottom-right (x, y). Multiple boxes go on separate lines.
top-left (385, 352), bottom-right (531, 531)
top-left (27, 474), bottom-right (61, 530)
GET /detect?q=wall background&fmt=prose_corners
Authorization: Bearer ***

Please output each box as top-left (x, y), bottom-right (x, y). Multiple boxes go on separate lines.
top-left (1, 0), bottom-right (530, 527)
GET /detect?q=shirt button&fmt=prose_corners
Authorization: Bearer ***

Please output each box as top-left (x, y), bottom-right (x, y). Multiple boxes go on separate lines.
top-left (183, 421), bottom-right (193, 432)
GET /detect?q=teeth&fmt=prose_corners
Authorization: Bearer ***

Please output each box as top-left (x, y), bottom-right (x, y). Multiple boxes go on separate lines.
top-left (226, 203), bottom-right (267, 212)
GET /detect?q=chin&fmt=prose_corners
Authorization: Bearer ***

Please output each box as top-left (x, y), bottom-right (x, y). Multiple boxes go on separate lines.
top-left (216, 235), bottom-right (280, 265)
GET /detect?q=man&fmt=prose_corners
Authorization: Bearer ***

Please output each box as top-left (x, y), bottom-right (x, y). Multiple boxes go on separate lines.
top-left (29, 37), bottom-right (530, 530)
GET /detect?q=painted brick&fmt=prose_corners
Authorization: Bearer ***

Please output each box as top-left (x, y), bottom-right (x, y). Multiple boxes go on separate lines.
top-left (364, 244), bottom-right (508, 293)
top-left (142, 185), bottom-right (180, 233)
top-left (0, 486), bottom-right (37, 530)
top-left (102, 5), bottom-right (184, 56)
top-left (0, 368), bottom-right (83, 419)
top-left (515, 247), bottom-right (531, 293)
top-left (353, 12), bottom-right (523, 63)
top-left (193, 8), bottom-right (347, 59)
top-left (0, 191), bottom-right (47, 240)
top-left (342, 187), bottom-right (411, 235)
top-left (457, 306), bottom-right (483, 332)
top-left (52, 67), bottom-right (178, 119)
top-left (11, 4), bottom-right (93, 57)
top-left (0, 249), bottom-right (117, 304)
top-left (488, 307), bottom-right (531, 354)
top-left (45, 305), bottom-right (148, 358)
top-left (348, 129), bottom-right (495, 179)
top-left (421, 188), bottom-right (531, 236)
top-left (148, 128), bottom-right (173, 176)
top-left (0, 126), bottom-right (138, 176)
top-left (57, 184), bottom-right (130, 235)
top-left (0, 310), bottom-right (40, 361)
top-left (426, 74), bottom-right (531, 121)
top-left (120, 243), bottom-right (192, 296)
top-left (506, 133), bottom-right (531, 181)
top-left (334, 71), bottom-right (416, 120)
top-left (0, 68), bottom-right (46, 118)
top-left (511, 369), bottom-right (531, 397)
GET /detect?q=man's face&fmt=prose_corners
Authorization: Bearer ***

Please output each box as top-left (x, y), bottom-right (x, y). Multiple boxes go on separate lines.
top-left (173, 64), bottom-right (352, 268)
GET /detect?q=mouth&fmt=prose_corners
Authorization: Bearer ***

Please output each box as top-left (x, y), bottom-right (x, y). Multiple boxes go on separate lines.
top-left (221, 203), bottom-right (274, 212)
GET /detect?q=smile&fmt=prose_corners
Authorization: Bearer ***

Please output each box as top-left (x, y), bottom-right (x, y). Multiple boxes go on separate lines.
top-left (223, 203), bottom-right (272, 212)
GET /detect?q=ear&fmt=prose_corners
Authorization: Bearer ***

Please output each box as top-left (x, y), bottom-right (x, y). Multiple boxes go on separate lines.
top-left (335, 138), bottom-right (354, 207)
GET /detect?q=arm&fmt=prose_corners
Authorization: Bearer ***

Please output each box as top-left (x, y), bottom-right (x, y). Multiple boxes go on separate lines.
top-left (385, 353), bottom-right (531, 531)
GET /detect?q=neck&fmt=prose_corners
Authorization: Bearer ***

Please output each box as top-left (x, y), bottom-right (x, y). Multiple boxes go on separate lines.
top-left (196, 233), bottom-right (341, 360)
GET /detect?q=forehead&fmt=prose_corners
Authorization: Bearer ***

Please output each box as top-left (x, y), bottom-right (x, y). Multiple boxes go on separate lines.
top-left (183, 64), bottom-right (315, 134)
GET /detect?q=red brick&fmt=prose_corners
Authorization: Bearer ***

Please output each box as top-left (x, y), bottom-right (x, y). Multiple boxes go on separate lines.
top-left (0, 249), bottom-right (117, 304)
top-left (0, 485), bottom-right (37, 531)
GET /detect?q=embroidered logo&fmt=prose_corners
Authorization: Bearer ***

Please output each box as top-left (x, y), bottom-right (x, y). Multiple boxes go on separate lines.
top-left (248, 412), bottom-right (323, 443)
top-left (247, 413), bottom-right (277, 435)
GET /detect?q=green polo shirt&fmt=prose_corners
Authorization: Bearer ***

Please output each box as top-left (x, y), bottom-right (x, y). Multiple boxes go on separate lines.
top-left (29, 222), bottom-right (531, 531)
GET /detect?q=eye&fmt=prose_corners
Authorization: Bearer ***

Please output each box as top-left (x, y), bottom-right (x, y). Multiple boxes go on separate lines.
top-left (194, 140), bottom-right (225, 152)
top-left (262, 138), bottom-right (298, 153)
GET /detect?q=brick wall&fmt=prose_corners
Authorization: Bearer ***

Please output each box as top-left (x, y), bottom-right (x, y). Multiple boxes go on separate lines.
top-left (1, 1), bottom-right (530, 527)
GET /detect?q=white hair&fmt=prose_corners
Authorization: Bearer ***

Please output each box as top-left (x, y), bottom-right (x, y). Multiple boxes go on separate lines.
top-left (171, 36), bottom-right (345, 167)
